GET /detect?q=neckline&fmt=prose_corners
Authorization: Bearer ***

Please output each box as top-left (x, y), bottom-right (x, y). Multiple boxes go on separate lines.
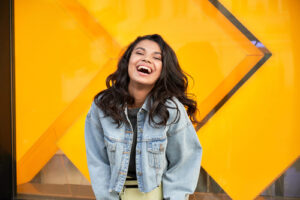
top-left (128, 107), bottom-right (140, 111)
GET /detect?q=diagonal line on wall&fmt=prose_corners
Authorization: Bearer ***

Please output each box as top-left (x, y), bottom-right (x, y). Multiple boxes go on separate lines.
top-left (195, 0), bottom-right (272, 130)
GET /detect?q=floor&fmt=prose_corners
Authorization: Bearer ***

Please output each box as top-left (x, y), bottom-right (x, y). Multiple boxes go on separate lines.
top-left (17, 183), bottom-right (300, 200)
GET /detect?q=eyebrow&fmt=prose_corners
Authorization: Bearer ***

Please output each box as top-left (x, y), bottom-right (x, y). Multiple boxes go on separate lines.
top-left (135, 47), bottom-right (161, 55)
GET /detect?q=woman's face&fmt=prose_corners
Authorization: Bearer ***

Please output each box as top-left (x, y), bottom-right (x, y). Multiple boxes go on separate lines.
top-left (128, 39), bottom-right (162, 89)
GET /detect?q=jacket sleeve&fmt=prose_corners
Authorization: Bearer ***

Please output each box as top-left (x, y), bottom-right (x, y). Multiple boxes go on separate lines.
top-left (85, 102), bottom-right (119, 200)
top-left (162, 101), bottom-right (203, 200)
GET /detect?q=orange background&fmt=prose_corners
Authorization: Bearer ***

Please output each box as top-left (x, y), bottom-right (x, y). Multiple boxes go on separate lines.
top-left (15, 0), bottom-right (300, 199)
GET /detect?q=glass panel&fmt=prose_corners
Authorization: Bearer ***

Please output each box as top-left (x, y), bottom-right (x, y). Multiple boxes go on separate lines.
top-left (194, 159), bottom-right (300, 199)
top-left (261, 158), bottom-right (300, 198)
top-left (17, 150), bottom-right (93, 199)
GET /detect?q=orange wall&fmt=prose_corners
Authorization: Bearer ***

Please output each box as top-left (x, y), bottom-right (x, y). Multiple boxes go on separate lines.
top-left (15, 0), bottom-right (300, 199)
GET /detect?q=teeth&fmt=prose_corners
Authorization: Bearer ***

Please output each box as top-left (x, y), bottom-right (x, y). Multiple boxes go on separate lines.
top-left (137, 65), bottom-right (152, 74)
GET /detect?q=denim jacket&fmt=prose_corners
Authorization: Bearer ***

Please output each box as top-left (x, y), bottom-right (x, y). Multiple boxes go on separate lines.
top-left (85, 95), bottom-right (202, 200)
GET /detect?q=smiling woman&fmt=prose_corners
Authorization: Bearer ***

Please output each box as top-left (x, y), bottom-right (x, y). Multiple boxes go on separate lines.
top-left (85, 34), bottom-right (202, 200)
top-left (128, 39), bottom-right (163, 104)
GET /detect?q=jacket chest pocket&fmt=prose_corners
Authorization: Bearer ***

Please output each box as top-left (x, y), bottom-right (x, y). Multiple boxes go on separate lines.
top-left (104, 139), bottom-right (117, 165)
top-left (147, 140), bottom-right (166, 169)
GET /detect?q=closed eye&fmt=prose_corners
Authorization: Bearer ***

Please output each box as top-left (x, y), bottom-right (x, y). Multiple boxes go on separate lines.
top-left (135, 51), bottom-right (143, 55)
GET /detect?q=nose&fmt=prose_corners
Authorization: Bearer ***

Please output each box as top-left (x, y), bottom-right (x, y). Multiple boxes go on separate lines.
top-left (142, 56), bottom-right (151, 63)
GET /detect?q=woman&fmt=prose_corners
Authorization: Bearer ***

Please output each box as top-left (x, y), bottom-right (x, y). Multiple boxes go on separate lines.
top-left (85, 34), bottom-right (202, 200)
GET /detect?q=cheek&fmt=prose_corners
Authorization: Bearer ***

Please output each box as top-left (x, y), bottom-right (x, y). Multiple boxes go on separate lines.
top-left (129, 54), bottom-right (139, 64)
top-left (128, 65), bottom-right (135, 77)
top-left (128, 59), bottom-right (136, 72)
top-left (128, 57), bottom-right (139, 71)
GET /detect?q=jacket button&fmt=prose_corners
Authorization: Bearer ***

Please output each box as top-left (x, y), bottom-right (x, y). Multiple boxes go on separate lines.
top-left (137, 172), bottom-right (142, 176)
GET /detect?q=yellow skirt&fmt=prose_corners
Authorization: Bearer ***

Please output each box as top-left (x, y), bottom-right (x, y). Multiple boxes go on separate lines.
top-left (119, 179), bottom-right (163, 200)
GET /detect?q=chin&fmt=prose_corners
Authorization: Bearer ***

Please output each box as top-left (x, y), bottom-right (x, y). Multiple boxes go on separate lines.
top-left (134, 80), bottom-right (155, 87)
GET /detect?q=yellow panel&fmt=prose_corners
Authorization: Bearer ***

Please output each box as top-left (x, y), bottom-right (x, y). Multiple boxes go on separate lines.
top-left (15, 0), bottom-right (120, 184)
top-left (198, 0), bottom-right (300, 199)
top-left (57, 108), bottom-right (90, 181)
top-left (76, 0), bottom-right (252, 104)
top-left (199, 57), bottom-right (300, 199)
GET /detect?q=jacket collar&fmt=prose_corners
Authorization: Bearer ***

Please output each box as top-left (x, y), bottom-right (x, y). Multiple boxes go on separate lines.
top-left (141, 94), bottom-right (152, 112)
top-left (124, 94), bottom-right (152, 113)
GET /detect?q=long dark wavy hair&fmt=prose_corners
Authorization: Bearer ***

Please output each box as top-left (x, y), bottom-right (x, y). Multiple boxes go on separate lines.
top-left (94, 34), bottom-right (199, 128)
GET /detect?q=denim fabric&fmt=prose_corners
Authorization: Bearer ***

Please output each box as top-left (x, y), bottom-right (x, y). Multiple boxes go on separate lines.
top-left (85, 95), bottom-right (202, 200)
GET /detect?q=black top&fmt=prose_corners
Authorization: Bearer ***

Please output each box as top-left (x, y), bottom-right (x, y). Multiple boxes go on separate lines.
top-left (127, 107), bottom-right (140, 179)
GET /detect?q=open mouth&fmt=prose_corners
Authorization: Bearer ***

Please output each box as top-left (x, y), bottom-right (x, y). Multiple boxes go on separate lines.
top-left (137, 65), bottom-right (152, 74)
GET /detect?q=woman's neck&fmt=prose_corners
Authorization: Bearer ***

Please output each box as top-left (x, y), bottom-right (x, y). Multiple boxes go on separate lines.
top-left (128, 82), bottom-right (153, 108)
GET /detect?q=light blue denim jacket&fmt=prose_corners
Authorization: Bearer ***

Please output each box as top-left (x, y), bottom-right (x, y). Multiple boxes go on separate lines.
top-left (85, 95), bottom-right (202, 200)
